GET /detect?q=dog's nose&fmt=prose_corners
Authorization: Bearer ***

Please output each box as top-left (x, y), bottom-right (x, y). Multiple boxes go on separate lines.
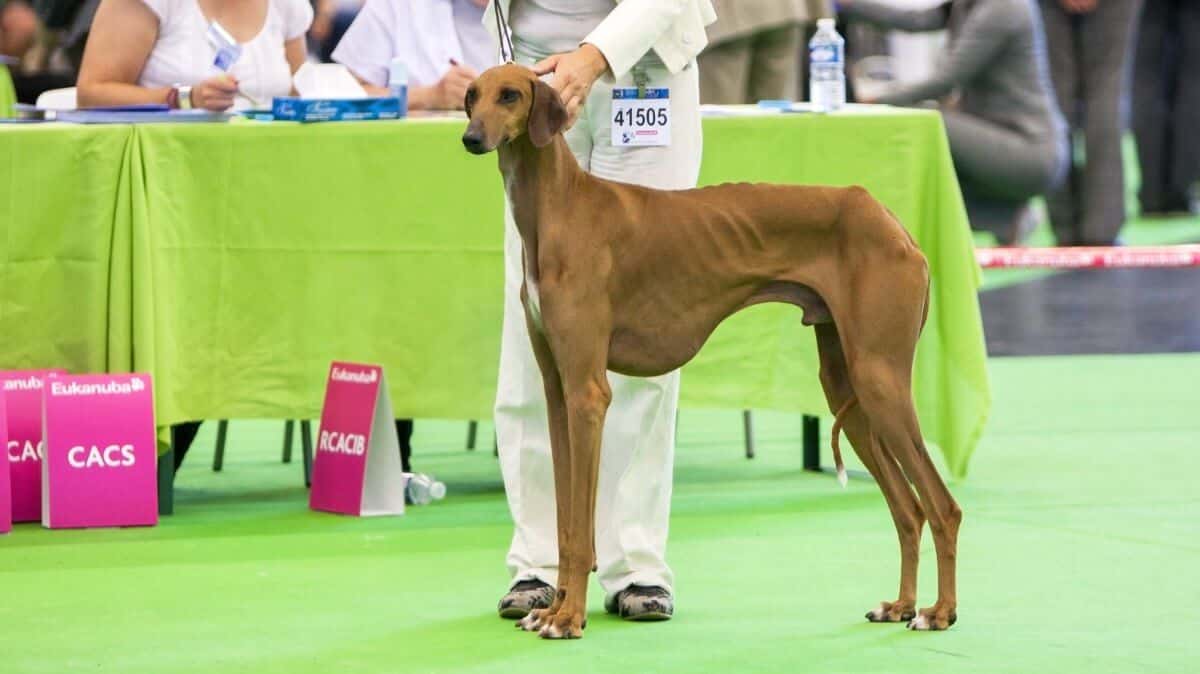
top-left (462, 133), bottom-right (485, 154)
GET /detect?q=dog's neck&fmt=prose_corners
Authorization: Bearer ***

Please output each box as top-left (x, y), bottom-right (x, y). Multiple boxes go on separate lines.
top-left (497, 133), bottom-right (582, 253)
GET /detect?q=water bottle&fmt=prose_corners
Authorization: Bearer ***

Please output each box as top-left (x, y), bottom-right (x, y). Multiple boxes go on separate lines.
top-left (404, 473), bottom-right (446, 505)
top-left (809, 18), bottom-right (846, 112)
top-left (389, 58), bottom-right (409, 118)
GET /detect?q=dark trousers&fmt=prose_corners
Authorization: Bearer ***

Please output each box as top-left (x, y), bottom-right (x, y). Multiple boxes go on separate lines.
top-left (316, 9), bottom-right (360, 63)
top-left (171, 419), bottom-right (414, 473)
top-left (1040, 0), bottom-right (1144, 245)
top-left (1132, 0), bottom-right (1200, 213)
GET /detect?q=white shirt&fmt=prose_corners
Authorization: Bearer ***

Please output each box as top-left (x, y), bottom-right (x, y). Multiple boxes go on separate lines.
top-left (484, 0), bottom-right (716, 79)
top-left (332, 0), bottom-right (496, 88)
top-left (508, 0), bottom-right (613, 56)
top-left (138, 0), bottom-right (312, 109)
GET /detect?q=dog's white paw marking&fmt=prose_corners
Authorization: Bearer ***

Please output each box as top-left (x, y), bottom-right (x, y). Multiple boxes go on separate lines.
top-left (518, 613), bottom-right (541, 631)
top-left (907, 613), bottom-right (931, 630)
top-left (837, 466), bottom-right (848, 487)
top-left (540, 623), bottom-right (561, 639)
top-left (866, 604), bottom-right (891, 622)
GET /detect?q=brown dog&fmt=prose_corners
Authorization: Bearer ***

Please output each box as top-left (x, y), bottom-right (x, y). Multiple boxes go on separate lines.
top-left (462, 64), bottom-right (961, 639)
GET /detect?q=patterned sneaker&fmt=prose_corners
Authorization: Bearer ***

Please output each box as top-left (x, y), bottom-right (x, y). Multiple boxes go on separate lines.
top-left (604, 585), bottom-right (674, 621)
top-left (497, 579), bottom-right (554, 619)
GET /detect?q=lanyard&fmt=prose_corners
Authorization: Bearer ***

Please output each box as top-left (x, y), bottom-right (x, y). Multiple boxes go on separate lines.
top-left (493, 0), bottom-right (515, 63)
top-left (633, 67), bottom-right (649, 98)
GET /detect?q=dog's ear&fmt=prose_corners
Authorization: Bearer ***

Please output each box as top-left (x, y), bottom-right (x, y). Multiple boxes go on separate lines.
top-left (527, 78), bottom-right (567, 148)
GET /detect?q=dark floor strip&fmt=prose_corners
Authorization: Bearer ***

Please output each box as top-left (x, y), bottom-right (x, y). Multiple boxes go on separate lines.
top-left (980, 267), bottom-right (1200, 356)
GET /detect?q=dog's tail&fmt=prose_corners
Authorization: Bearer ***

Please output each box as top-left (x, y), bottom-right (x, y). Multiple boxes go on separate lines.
top-left (830, 396), bottom-right (856, 487)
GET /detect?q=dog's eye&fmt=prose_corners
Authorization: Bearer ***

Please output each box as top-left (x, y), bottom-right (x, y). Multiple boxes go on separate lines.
top-left (499, 89), bottom-right (519, 104)
top-left (465, 88), bottom-right (477, 107)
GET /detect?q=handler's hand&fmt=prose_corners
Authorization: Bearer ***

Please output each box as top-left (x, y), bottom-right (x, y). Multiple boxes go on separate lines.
top-left (531, 44), bottom-right (610, 128)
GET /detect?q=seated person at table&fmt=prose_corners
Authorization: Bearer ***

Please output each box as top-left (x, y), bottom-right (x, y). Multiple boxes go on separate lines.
top-left (76, 0), bottom-right (312, 110)
top-left (841, 0), bottom-right (1068, 245)
top-left (331, 0), bottom-right (495, 110)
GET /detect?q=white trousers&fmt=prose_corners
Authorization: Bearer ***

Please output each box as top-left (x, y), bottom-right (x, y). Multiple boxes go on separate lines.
top-left (496, 59), bottom-right (703, 596)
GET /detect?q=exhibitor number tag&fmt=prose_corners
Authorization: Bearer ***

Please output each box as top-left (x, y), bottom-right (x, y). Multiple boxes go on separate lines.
top-left (612, 88), bottom-right (670, 147)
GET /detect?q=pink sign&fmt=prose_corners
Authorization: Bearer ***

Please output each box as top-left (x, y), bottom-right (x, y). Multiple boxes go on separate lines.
top-left (1, 370), bottom-right (66, 522)
top-left (1, 391), bottom-right (10, 534)
top-left (309, 362), bottom-right (405, 517)
top-left (42, 373), bottom-right (158, 529)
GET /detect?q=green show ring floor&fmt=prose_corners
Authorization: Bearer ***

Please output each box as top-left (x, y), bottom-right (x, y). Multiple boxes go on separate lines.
top-left (3, 353), bottom-right (1198, 673)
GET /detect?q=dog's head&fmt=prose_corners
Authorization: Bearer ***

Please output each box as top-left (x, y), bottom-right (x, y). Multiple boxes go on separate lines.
top-left (461, 64), bottom-right (567, 155)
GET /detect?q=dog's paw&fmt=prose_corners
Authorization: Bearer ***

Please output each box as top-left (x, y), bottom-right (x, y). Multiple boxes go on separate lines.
top-left (906, 605), bottom-right (957, 631)
top-left (517, 608), bottom-right (551, 632)
top-left (539, 611), bottom-right (585, 640)
top-left (865, 600), bottom-right (916, 623)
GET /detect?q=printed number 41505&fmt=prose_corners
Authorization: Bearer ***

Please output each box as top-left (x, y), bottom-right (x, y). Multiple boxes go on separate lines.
top-left (614, 107), bottom-right (668, 127)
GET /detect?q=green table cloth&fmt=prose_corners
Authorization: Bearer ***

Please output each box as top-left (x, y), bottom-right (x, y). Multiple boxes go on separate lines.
top-left (0, 109), bottom-right (989, 477)
top-left (0, 64), bottom-right (15, 118)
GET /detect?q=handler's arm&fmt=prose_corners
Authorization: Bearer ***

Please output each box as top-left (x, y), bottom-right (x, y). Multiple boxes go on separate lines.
top-left (582, 0), bottom-right (691, 79)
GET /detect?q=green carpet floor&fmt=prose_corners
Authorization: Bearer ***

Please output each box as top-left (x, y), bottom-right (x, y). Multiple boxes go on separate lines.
top-left (3, 353), bottom-right (1198, 673)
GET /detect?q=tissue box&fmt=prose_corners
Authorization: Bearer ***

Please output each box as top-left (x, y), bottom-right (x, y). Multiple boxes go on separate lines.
top-left (271, 96), bottom-right (404, 122)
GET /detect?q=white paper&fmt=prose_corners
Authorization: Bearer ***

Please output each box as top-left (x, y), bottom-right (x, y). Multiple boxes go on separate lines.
top-left (293, 63), bottom-right (368, 100)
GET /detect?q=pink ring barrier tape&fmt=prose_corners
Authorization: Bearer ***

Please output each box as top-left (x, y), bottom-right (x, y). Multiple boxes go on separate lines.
top-left (976, 245), bottom-right (1200, 269)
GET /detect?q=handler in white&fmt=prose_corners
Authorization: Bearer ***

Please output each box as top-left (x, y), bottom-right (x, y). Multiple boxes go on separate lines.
top-left (490, 0), bottom-right (716, 622)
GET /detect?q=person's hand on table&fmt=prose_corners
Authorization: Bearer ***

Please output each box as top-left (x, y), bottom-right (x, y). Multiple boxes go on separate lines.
top-left (191, 74), bottom-right (240, 111)
top-left (1058, 0), bottom-right (1097, 13)
top-left (532, 44), bottom-right (610, 129)
top-left (432, 61), bottom-right (478, 110)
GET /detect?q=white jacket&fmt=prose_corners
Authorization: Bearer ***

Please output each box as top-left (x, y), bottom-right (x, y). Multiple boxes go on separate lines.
top-left (483, 0), bottom-right (718, 79)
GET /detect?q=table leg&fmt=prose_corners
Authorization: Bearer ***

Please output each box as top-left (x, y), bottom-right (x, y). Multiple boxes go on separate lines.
top-left (802, 415), bottom-right (820, 472)
top-left (743, 410), bottom-right (755, 459)
top-left (301, 420), bottom-right (313, 487)
top-left (466, 420), bottom-right (478, 450)
top-left (157, 446), bottom-right (175, 516)
top-left (212, 420), bottom-right (229, 471)
top-left (282, 420), bottom-right (295, 463)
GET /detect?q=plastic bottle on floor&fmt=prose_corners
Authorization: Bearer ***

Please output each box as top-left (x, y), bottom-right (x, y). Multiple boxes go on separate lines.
top-left (809, 18), bottom-right (846, 112)
top-left (405, 473), bottom-right (446, 505)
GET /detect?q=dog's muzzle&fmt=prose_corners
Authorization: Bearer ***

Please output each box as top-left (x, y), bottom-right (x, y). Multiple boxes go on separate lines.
top-left (462, 131), bottom-right (487, 155)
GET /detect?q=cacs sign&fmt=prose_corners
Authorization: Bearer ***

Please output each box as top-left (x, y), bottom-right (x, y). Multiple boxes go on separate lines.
top-left (0, 370), bottom-right (66, 522)
top-left (42, 373), bottom-right (158, 529)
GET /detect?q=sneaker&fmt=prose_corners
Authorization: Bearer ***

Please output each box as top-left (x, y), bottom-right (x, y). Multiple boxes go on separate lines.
top-left (497, 579), bottom-right (554, 619)
top-left (604, 585), bottom-right (674, 621)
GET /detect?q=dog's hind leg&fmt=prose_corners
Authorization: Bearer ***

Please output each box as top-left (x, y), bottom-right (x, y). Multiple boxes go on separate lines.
top-left (847, 348), bottom-right (961, 631)
top-left (815, 323), bottom-right (923, 624)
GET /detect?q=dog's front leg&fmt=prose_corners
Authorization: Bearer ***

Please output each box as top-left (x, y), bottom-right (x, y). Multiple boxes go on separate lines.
top-left (516, 316), bottom-right (575, 634)
top-left (537, 307), bottom-right (612, 640)
top-left (536, 365), bottom-right (609, 640)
